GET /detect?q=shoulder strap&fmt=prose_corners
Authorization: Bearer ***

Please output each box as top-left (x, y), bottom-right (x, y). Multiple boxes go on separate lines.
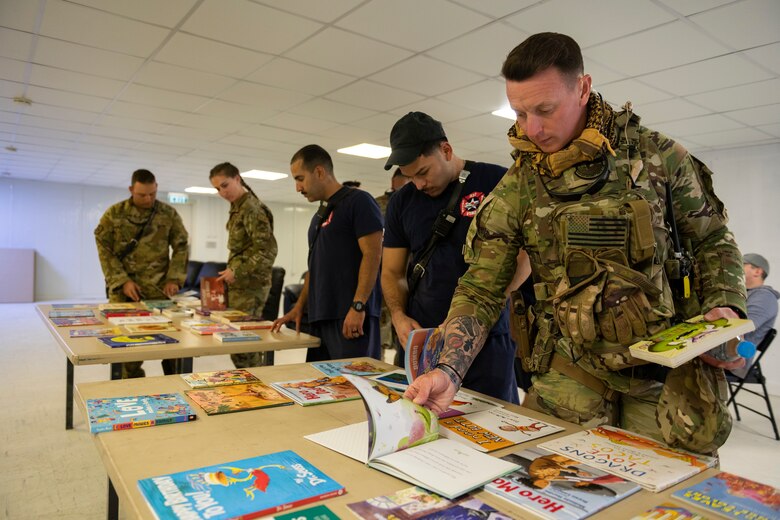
top-left (308, 187), bottom-right (356, 260)
top-left (118, 201), bottom-right (158, 261)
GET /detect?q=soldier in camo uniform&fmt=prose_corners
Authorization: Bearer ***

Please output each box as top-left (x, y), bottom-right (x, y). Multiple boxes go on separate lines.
top-left (94, 169), bottom-right (189, 378)
top-left (210, 162), bottom-right (278, 369)
top-left (405, 33), bottom-right (747, 455)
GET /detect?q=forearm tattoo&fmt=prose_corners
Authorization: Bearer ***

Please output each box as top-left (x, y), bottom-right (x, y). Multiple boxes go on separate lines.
top-left (438, 316), bottom-right (489, 383)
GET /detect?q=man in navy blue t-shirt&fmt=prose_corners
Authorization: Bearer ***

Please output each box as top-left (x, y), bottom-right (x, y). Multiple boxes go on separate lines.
top-left (382, 112), bottom-right (519, 403)
top-left (272, 144), bottom-right (383, 361)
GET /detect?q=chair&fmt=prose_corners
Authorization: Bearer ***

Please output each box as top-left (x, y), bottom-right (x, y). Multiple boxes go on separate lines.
top-left (260, 266), bottom-right (286, 320)
top-left (726, 328), bottom-right (778, 440)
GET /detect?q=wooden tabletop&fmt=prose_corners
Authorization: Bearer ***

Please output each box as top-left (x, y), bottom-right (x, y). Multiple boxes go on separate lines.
top-left (36, 303), bottom-right (320, 366)
top-left (74, 359), bottom-right (719, 519)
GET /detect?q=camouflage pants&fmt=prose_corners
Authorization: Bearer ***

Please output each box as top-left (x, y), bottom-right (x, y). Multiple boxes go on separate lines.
top-left (229, 282), bottom-right (270, 369)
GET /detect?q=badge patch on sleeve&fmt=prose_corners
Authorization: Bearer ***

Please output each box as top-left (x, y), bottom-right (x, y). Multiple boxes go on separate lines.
top-left (460, 191), bottom-right (485, 217)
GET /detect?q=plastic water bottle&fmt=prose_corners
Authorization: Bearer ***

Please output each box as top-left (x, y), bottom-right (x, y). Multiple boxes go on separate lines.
top-left (707, 336), bottom-right (756, 362)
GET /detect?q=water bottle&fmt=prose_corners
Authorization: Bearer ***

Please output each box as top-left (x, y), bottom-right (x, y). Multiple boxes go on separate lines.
top-left (707, 336), bottom-right (756, 362)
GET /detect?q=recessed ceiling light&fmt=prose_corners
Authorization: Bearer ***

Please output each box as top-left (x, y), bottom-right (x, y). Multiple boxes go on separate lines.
top-left (491, 107), bottom-right (516, 120)
top-left (185, 186), bottom-right (218, 194)
top-left (241, 169), bottom-right (288, 181)
top-left (337, 143), bottom-right (391, 159)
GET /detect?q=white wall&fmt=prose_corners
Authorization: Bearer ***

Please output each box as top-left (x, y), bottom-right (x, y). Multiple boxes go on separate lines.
top-left (0, 178), bottom-right (315, 301)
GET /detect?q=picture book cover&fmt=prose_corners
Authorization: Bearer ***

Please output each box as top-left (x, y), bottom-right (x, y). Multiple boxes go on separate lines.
top-left (123, 323), bottom-right (178, 333)
top-left (188, 323), bottom-right (236, 335)
top-left (101, 309), bottom-right (154, 318)
top-left (272, 505), bottom-right (338, 520)
top-left (186, 382), bottom-right (293, 415)
top-left (537, 425), bottom-right (718, 492)
top-left (137, 450), bottom-right (345, 520)
top-left (439, 407), bottom-right (563, 452)
top-left (311, 360), bottom-right (385, 378)
top-left (368, 369), bottom-right (410, 390)
top-left (304, 375), bottom-right (519, 500)
top-left (485, 447), bottom-right (641, 519)
top-left (86, 393), bottom-right (196, 433)
top-left (629, 502), bottom-right (714, 519)
top-left (629, 316), bottom-right (755, 368)
top-left (214, 331), bottom-right (261, 343)
top-left (200, 276), bottom-right (228, 311)
top-left (98, 333), bottom-right (179, 348)
top-left (671, 471), bottom-right (780, 520)
top-left (142, 299), bottom-right (176, 310)
top-left (229, 320), bottom-right (275, 330)
top-left (181, 369), bottom-right (261, 389)
top-left (212, 310), bottom-right (250, 323)
top-left (49, 309), bottom-right (96, 318)
top-left (51, 316), bottom-right (103, 327)
top-left (271, 376), bottom-right (361, 406)
top-left (51, 303), bottom-right (96, 309)
top-left (98, 302), bottom-right (138, 311)
top-left (161, 307), bottom-right (194, 319)
top-left (404, 328), bottom-right (444, 382)
top-left (180, 319), bottom-right (216, 330)
top-left (348, 486), bottom-right (513, 520)
top-left (107, 315), bottom-right (172, 325)
top-left (69, 327), bottom-right (123, 338)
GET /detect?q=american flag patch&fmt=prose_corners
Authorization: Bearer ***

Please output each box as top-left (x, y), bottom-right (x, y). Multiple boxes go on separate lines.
top-left (564, 214), bottom-right (628, 249)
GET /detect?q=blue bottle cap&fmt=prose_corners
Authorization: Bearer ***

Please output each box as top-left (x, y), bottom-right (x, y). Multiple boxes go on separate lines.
top-left (736, 340), bottom-right (756, 358)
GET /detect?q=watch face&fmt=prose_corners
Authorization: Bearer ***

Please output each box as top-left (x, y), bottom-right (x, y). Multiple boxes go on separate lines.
top-left (352, 301), bottom-right (365, 312)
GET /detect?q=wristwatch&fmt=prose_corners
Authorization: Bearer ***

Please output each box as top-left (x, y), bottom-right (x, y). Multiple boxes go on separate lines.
top-left (351, 300), bottom-right (366, 312)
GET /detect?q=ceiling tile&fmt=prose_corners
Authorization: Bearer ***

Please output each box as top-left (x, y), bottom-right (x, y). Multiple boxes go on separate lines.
top-left (171, 113), bottom-right (245, 134)
top-left (685, 127), bottom-right (774, 147)
top-left (18, 114), bottom-right (92, 133)
top-left (653, 0), bottom-right (734, 16)
top-left (244, 112), bottom-right (339, 135)
top-left (585, 21), bottom-right (729, 76)
top-left (244, 58), bottom-right (355, 96)
top-left (108, 100), bottom-right (188, 124)
top-left (639, 54), bottom-right (773, 96)
top-left (388, 98), bottom-right (481, 124)
top-left (284, 28), bottom-right (412, 77)
top-left (686, 78), bottom-right (780, 112)
top-left (34, 37), bottom-right (145, 81)
top-left (238, 124), bottom-right (319, 146)
top-left (426, 23), bottom-right (528, 77)
top-left (336, 0), bottom-right (490, 52)
top-left (350, 113), bottom-right (403, 134)
top-left (287, 98), bottom-right (377, 124)
top-left (447, 114), bottom-right (514, 137)
top-left (22, 103), bottom-right (99, 124)
top-left (725, 104), bottom-right (780, 127)
top-left (597, 79), bottom-right (674, 107)
top-left (326, 81), bottom-right (424, 111)
top-left (0, 0), bottom-right (42, 32)
top-left (195, 99), bottom-right (279, 125)
top-left (39, 1), bottom-right (170, 57)
top-left (119, 84), bottom-right (210, 112)
top-left (134, 61), bottom-right (236, 96)
top-left (0, 28), bottom-right (35, 61)
top-left (0, 58), bottom-right (26, 83)
top-left (28, 65), bottom-right (125, 99)
top-left (656, 114), bottom-right (746, 136)
top-left (448, 0), bottom-right (537, 18)
top-left (255, 0), bottom-right (364, 23)
top-left (217, 81), bottom-right (312, 111)
top-left (99, 115), bottom-right (172, 134)
top-left (587, 61), bottom-right (629, 86)
top-left (155, 33), bottom-right (274, 78)
top-left (742, 42), bottom-right (780, 75)
top-left (370, 56), bottom-right (485, 97)
top-left (636, 98), bottom-right (710, 125)
top-left (757, 123), bottom-right (780, 138)
top-left (181, 0), bottom-right (322, 55)
top-left (689, 0), bottom-right (780, 49)
top-left (67, 0), bottom-right (197, 27)
top-left (25, 85), bottom-right (111, 112)
top-left (505, 0), bottom-right (675, 48)
top-left (436, 79), bottom-right (506, 113)
top-left (456, 135), bottom-right (509, 154)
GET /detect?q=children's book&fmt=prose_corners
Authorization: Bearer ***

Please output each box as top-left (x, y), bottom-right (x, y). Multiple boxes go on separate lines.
top-left (98, 333), bottom-right (179, 348)
top-left (101, 309), bottom-right (154, 318)
top-left (437, 390), bottom-right (504, 419)
top-left (272, 505), bottom-right (338, 520)
top-left (137, 450), bottom-right (345, 520)
top-left (107, 315), bottom-right (172, 325)
top-left (536, 425), bottom-right (718, 492)
top-left (304, 375), bottom-right (519, 500)
top-left (629, 502), bottom-right (714, 519)
top-left (186, 382), bottom-right (293, 415)
top-left (485, 447), bottom-right (641, 519)
top-left (123, 323), bottom-right (178, 333)
top-left (404, 328), bottom-right (444, 382)
top-left (98, 302), bottom-right (138, 311)
top-left (211, 309), bottom-right (250, 323)
top-left (52, 303), bottom-right (96, 309)
top-left (188, 323), bottom-right (236, 335)
top-left (629, 316), bottom-right (755, 368)
top-left (271, 376), bottom-right (361, 406)
top-left (180, 319), bottom-right (216, 329)
top-left (229, 320), bottom-right (275, 330)
top-left (161, 307), bottom-right (194, 319)
top-left (439, 407), bottom-right (563, 452)
top-left (51, 316), bottom-right (103, 327)
top-left (347, 486), bottom-right (513, 520)
top-left (200, 276), bottom-right (228, 311)
top-left (671, 471), bottom-right (780, 520)
top-left (311, 360), bottom-right (385, 378)
top-left (368, 369), bottom-right (410, 390)
top-left (214, 331), bottom-right (261, 343)
top-left (181, 369), bottom-right (261, 389)
top-left (173, 295), bottom-right (202, 308)
top-left (49, 309), bottom-right (95, 318)
top-left (86, 393), bottom-right (196, 433)
top-left (142, 299), bottom-right (176, 310)
top-left (69, 327), bottom-right (123, 338)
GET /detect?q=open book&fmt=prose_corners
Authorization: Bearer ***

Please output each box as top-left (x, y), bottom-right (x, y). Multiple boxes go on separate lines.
top-left (304, 375), bottom-right (518, 500)
top-left (404, 328), bottom-right (444, 382)
top-left (629, 316), bottom-right (754, 368)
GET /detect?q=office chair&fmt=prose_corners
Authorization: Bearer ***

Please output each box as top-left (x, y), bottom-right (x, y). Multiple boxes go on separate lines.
top-left (726, 328), bottom-right (778, 440)
top-left (260, 266), bottom-right (286, 321)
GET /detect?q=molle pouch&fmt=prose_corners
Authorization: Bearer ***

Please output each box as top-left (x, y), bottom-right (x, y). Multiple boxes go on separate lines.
top-left (625, 199), bottom-right (655, 264)
top-left (508, 289), bottom-right (532, 368)
top-left (529, 311), bottom-right (556, 374)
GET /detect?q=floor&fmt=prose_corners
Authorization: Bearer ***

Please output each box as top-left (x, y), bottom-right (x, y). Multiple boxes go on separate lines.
top-left (1, 302), bottom-right (779, 519)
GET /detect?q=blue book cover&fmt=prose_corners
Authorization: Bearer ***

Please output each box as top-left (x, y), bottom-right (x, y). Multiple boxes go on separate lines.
top-left (86, 393), bottom-right (197, 433)
top-left (49, 309), bottom-right (96, 318)
top-left (138, 451), bottom-right (346, 520)
top-left (311, 360), bottom-right (385, 378)
top-left (51, 303), bottom-right (96, 309)
top-left (98, 333), bottom-right (179, 348)
top-left (672, 471), bottom-right (779, 519)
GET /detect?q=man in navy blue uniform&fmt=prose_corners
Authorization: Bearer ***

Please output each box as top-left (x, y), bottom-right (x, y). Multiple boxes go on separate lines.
top-left (273, 144), bottom-right (383, 362)
top-left (381, 112), bottom-right (519, 403)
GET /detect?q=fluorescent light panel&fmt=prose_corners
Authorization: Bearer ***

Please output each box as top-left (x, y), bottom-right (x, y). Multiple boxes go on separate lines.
top-left (241, 169), bottom-right (288, 181)
top-left (491, 106), bottom-right (516, 120)
top-left (185, 186), bottom-right (217, 194)
top-left (337, 143), bottom-right (391, 159)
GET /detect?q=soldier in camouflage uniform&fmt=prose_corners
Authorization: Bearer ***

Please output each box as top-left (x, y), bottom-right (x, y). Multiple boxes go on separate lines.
top-left (405, 33), bottom-right (747, 455)
top-left (94, 169), bottom-right (189, 378)
top-left (210, 162), bottom-right (278, 368)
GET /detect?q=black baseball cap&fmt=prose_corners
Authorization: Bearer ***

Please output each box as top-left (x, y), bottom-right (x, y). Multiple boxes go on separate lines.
top-left (384, 112), bottom-right (446, 170)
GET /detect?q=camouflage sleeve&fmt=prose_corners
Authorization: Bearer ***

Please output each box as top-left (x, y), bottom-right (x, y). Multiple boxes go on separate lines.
top-left (94, 205), bottom-right (131, 292)
top-left (446, 166), bottom-right (525, 328)
top-left (230, 203), bottom-right (278, 281)
top-left (165, 207), bottom-right (189, 285)
top-left (668, 144), bottom-right (746, 316)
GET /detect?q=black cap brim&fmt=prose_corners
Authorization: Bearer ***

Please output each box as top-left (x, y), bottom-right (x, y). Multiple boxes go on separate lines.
top-left (383, 146), bottom-right (421, 170)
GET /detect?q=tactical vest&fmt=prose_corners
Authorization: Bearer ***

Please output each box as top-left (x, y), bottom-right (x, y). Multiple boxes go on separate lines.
top-left (518, 110), bottom-right (693, 372)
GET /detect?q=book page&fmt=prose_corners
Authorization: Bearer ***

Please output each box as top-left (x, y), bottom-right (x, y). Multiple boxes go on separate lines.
top-left (304, 422), bottom-right (369, 463)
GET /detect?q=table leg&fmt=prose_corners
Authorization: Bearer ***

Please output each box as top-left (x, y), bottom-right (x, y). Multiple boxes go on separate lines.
top-left (66, 359), bottom-right (74, 430)
top-left (107, 477), bottom-right (119, 520)
top-left (110, 363), bottom-right (122, 380)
